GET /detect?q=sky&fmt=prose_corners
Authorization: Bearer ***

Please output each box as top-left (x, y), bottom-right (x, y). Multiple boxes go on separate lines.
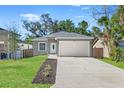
top-left (0, 5), bottom-right (117, 38)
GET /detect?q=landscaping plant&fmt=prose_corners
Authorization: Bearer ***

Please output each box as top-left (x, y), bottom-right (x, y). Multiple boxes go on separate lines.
top-left (112, 47), bottom-right (124, 62)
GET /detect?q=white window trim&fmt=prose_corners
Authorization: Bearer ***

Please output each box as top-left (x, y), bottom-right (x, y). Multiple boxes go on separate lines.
top-left (0, 41), bottom-right (4, 44)
top-left (38, 42), bottom-right (47, 51)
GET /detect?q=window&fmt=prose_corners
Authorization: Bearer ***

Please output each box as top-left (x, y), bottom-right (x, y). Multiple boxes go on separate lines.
top-left (39, 43), bottom-right (46, 51)
top-left (0, 44), bottom-right (4, 50)
top-left (52, 45), bottom-right (55, 49)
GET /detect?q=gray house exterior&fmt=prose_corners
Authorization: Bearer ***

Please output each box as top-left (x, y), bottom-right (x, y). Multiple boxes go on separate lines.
top-left (0, 28), bottom-right (10, 59)
top-left (32, 31), bottom-right (94, 57)
top-left (0, 28), bottom-right (21, 59)
top-left (119, 39), bottom-right (124, 48)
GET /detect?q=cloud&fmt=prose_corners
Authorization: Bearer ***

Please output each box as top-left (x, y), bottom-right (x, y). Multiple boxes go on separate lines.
top-left (68, 9), bottom-right (73, 11)
top-left (20, 14), bottom-right (40, 21)
top-left (81, 7), bottom-right (90, 10)
top-left (74, 15), bottom-right (84, 18)
top-left (71, 5), bottom-right (80, 7)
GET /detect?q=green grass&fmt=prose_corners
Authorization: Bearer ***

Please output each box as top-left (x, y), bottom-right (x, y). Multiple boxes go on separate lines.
top-left (100, 58), bottom-right (124, 70)
top-left (0, 55), bottom-right (52, 88)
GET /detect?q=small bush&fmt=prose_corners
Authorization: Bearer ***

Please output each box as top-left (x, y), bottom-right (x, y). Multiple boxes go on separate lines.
top-left (42, 64), bottom-right (52, 78)
top-left (112, 47), bottom-right (124, 62)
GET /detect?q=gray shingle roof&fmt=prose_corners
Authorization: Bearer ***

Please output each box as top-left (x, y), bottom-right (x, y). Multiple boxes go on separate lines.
top-left (47, 31), bottom-right (94, 39)
top-left (33, 31), bottom-right (94, 41)
top-left (32, 37), bottom-right (47, 41)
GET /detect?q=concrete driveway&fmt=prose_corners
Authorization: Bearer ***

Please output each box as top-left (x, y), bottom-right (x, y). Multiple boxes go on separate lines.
top-left (52, 57), bottom-right (124, 88)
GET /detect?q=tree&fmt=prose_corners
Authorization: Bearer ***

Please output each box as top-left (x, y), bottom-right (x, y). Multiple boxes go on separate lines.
top-left (77, 20), bottom-right (88, 35)
top-left (52, 20), bottom-right (59, 33)
top-left (7, 25), bottom-right (20, 59)
top-left (25, 34), bottom-right (34, 49)
top-left (91, 26), bottom-right (101, 37)
top-left (58, 19), bottom-right (75, 32)
top-left (23, 14), bottom-right (53, 37)
top-left (117, 5), bottom-right (124, 25)
top-left (92, 5), bottom-right (124, 57)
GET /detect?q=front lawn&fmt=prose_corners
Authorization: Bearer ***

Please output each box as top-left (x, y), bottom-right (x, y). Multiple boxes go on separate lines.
top-left (100, 58), bottom-right (124, 70)
top-left (0, 55), bottom-right (52, 88)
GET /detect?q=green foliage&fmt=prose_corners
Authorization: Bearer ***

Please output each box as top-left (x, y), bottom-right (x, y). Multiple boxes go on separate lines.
top-left (91, 26), bottom-right (101, 37)
top-left (112, 47), bottom-right (124, 62)
top-left (78, 20), bottom-right (89, 35)
top-left (100, 58), bottom-right (124, 70)
top-left (25, 34), bottom-right (34, 44)
top-left (57, 19), bottom-right (75, 32)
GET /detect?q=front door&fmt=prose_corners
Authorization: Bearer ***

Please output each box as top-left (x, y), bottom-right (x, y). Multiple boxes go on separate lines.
top-left (50, 43), bottom-right (57, 53)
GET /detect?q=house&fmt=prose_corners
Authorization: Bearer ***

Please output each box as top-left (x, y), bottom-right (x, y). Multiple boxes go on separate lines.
top-left (18, 42), bottom-right (33, 50)
top-left (0, 28), bottom-right (11, 59)
top-left (92, 38), bottom-right (124, 58)
top-left (32, 31), bottom-right (94, 57)
top-left (92, 37), bottom-right (109, 58)
top-left (119, 39), bottom-right (124, 48)
top-left (0, 28), bottom-right (21, 59)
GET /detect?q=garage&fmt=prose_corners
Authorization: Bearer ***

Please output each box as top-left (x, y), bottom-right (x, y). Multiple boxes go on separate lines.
top-left (58, 40), bottom-right (91, 57)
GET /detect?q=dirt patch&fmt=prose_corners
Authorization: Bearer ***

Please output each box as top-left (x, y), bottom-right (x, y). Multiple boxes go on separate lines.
top-left (32, 59), bottom-right (57, 84)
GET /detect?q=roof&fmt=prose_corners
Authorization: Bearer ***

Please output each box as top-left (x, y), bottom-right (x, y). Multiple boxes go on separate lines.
top-left (32, 36), bottom-right (47, 41)
top-left (47, 31), bottom-right (93, 38)
top-left (33, 31), bottom-right (94, 41)
top-left (0, 27), bottom-right (21, 36)
top-left (119, 38), bottom-right (124, 42)
top-left (0, 28), bottom-right (7, 31)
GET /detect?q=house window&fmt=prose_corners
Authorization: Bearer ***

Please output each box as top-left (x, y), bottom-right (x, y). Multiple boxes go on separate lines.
top-left (0, 44), bottom-right (4, 50)
top-left (39, 43), bottom-right (46, 51)
top-left (52, 45), bottom-right (55, 49)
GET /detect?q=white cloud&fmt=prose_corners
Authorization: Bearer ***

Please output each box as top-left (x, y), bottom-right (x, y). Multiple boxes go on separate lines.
top-left (20, 14), bottom-right (40, 21)
top-left (68, 9), bottom-right (73, 11)
top-left (71, 5), bottom-right (80, 7)
top-left (81, 7), bottom-right (90, 10)
top-left (74, 15), bottom-right (84, 18)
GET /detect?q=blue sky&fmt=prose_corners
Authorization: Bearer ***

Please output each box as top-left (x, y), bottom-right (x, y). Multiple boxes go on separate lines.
top-left (0, 5), bottom-right (117, 38)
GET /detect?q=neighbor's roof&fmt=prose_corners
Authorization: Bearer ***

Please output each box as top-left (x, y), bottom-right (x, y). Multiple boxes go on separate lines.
top-left (119, 38), bottom-right (124, 42)
top-left (0, 27), bottom-right (21, 36)
top-left (0, 28), bottom-right (7, 31)
top-left (33, 31), bottom-right (94, 41)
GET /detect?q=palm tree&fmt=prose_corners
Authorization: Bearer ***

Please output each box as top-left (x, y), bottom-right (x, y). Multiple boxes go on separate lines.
top-left (117, 5), bottom-right (124, 25)
top-left (97, 16), bottom-right (113, 56)
top-left (78, 20), bottom-right (88, 35)
top-left (92, 26), bottom-right (101, 37)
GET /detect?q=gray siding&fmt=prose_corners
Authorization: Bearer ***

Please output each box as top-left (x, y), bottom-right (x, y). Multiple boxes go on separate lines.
top-left (47, 39), bottom-right (58, 54)
top-left (0, 30), bottom-right (9, 53)
top-left (33, 41), bottom-right (48, 56)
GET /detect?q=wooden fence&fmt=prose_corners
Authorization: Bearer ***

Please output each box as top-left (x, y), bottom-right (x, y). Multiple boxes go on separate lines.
top-left (93, 48), bottom-right (103, 58)
top-left (23, 49), bottom-right (33, 58)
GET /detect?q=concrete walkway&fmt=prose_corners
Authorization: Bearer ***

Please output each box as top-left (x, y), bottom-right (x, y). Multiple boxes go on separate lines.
top-left (52, 57), bottom-right (124, 88)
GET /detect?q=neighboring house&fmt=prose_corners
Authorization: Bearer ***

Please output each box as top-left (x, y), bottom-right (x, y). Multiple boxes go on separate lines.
top-left (0, 28), bottom-right (11, 59)
top-left (0, 28), bottom-right (21, 59)
top-left (18, 42), bottom-right (33, 50)
top-left (92, 37), bottom-right (109, 58)
top-left (32, 31), bottom-right (94, 57)
top-left (93, 38), bottom-right (124, 58)
top-left (119, 39), bottom-right (124, 48)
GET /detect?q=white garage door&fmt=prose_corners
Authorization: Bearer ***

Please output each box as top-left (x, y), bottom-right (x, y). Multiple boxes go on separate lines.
top-left (59, 40), bottom-right (91, 57)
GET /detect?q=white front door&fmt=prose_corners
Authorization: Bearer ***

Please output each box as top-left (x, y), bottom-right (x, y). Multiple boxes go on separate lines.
top-left (50, 43), bottom-right (57, 53)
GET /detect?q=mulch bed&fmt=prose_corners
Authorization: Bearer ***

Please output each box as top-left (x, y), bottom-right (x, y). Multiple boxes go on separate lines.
top-left (32, 59), bottom-right (57, 84)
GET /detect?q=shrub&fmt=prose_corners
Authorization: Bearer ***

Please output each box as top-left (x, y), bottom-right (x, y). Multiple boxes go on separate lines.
top-left (112, 47), bottom-right (124, 62)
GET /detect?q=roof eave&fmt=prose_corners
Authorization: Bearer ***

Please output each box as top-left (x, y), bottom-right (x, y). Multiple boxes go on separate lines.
top-left (55, 37), bottom-right (94, 40)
